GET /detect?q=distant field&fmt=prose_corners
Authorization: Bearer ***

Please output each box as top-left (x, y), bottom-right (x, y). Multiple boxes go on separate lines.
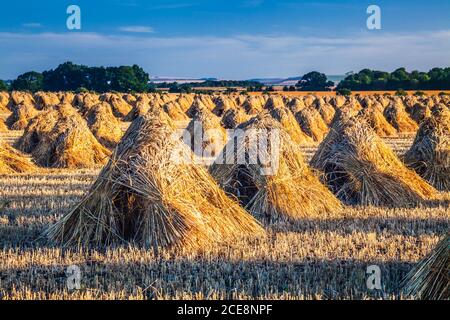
top-left (155, 88), bottom-right (450, 96)
top-left (251, 90), bottom-right (450, 97)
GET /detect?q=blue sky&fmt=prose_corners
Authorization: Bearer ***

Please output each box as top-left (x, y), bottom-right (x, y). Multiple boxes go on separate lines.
top-left (0, 0), bottom-right (449, 79)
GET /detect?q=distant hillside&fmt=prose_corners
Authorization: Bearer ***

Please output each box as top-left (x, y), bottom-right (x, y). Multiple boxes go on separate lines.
top-left (149, 77), bottom-right (206, 84)
top-left (149, 75), bottom-right (346, 87)
top-left (249, 75), bottom-right (345, 86)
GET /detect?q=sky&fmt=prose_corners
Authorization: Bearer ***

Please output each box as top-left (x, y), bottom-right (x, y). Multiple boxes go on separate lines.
top-left (0, 0), bottom-right (449, 79)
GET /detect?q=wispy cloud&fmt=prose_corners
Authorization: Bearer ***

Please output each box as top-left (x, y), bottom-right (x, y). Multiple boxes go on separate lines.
top-left (22, 23), bottom-right (42, 28)
top-left (118, 26), bottom-right (155, 33)
top-left (0, 30), bottom-right (449, 79)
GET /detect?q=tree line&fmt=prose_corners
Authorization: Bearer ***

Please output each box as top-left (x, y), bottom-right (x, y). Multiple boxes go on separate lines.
top-left (3, 62), bottom-right (150, 93)
top-left (1, 63), bottom-right (449, 93)
top-left (336, 68), bottom-right (450, 91)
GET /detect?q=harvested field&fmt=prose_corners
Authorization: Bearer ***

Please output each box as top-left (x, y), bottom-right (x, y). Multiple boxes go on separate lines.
top-left (0, 92), bottom-right (448, 300)
top-left (0, 170), bottom-right (448, 300)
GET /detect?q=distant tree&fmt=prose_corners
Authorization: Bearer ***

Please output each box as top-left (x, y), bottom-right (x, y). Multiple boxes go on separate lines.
top-left (168, 84), bottom-right (180, 93)
top-left (88, 66), bottom-right (110, 92)
top-left (11, 71), bottom-right (44, 92)
top-left (395, 89), bottom-right (407, 96)
top-left (39, 62), bottom-right (150, 92)
top-left (264, 86), bottom-right (275, 92)
top-left (108, 65), bottom-right (149, 92)
top-left (296, 72), bottom-right (334, 91)
top-left (289, 85), bottom-right (296, 91)
top-left (336, 88), bottom-right (352, 96)
top-left (76, 87), bottom-right (89, 93)
top-left (337, 67), bottom-right (450, 91)
top-left (0, 80), bottom-right (8, 91)
top-left (168, 83), bottom-right (192, 93)
top-left (248, 86), bottom-right (263, 92)
top-left (43, 62), bottom-right (90, 91)
top-left (283, 86), bottom-right (289, 92)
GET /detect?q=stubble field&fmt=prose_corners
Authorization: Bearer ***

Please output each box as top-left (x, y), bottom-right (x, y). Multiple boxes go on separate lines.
top-left (1, 132), bottom-right (448, 300)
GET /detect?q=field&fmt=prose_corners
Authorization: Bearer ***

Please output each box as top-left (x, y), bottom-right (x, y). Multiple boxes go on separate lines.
top-left (252, 90), bottom-right (450, 97)
top-left (1, 136), bottom-right (448, 299)
top-left (0, 92), bottom-right (448, 300)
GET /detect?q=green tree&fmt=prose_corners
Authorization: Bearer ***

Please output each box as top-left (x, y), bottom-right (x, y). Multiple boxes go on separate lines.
top-left (11, 71), bottom-right (44, 92)
top-left (43, 62), bottom-right (89, 91)
top-left (108, 65), bottom-right (149, 92)
top-left (296, 72), bottom-right (334, 91)
top-left (88, 67), bottom-right (110, 92)
top-left (0, 80), bottom-right (8, 91)
top-left (41, 62), bottom-right (150, 92)
top-left (336, 88), bottom-right (352, 96)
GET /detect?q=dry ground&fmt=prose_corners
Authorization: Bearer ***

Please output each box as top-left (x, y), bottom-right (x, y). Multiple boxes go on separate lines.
top-left (0, 130), bottom-right (449, 300)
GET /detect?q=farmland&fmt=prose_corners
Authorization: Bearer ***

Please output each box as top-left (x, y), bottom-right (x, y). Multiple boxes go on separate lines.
top-left (0, 91), bottom-right (448, 300)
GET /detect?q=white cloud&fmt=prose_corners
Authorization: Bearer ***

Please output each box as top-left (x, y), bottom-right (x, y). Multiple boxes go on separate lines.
top-left (0, 30), bottom-right (449, 79)
top-left (118, 26), bottom-right (155, 33)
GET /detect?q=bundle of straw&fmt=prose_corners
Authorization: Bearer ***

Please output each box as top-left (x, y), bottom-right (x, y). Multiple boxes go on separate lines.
top-left (18, 104), bottom-right (110, 168)
top-left (101, 93), bottom-right (132, 119)
top-left (0, 92), bottom-right (10, 112)
top-left (163, 101), bottom-right (189, 121)
top-left (295, 107), bottom-right (329, 142)
top-left (6, 103), bottom-right (39, 130)
top-left (404, 106), bottom-right (450, 191)
top-left (0, 119), bottom-right (8, 132)
top-left (86, 102), bottom-right (123, 149)
top-left (314, 98), bottom-right (336, 125)
top-left (221, 108), bottom-right (251, 129)
top-left (403, 233), bottom-right (449, 300)
top-left (34, 91), bottom-right (60, 110)
top-left (46, 110), bottom-right (264, 250)
top-left (357, 107), bottom-right (397, 137)
top-left (311, 117), bottom-right (437, 206)
top-left (210, 114), bottom-right (341, 224)
top-left (0, 142), bottom-right (37, 174)
top-left (186, 109), bottom-right (227, 158)
top-left (384, 101), bottom-right (418, 133)
top-left (212, 95), bottom-right (238, 117)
